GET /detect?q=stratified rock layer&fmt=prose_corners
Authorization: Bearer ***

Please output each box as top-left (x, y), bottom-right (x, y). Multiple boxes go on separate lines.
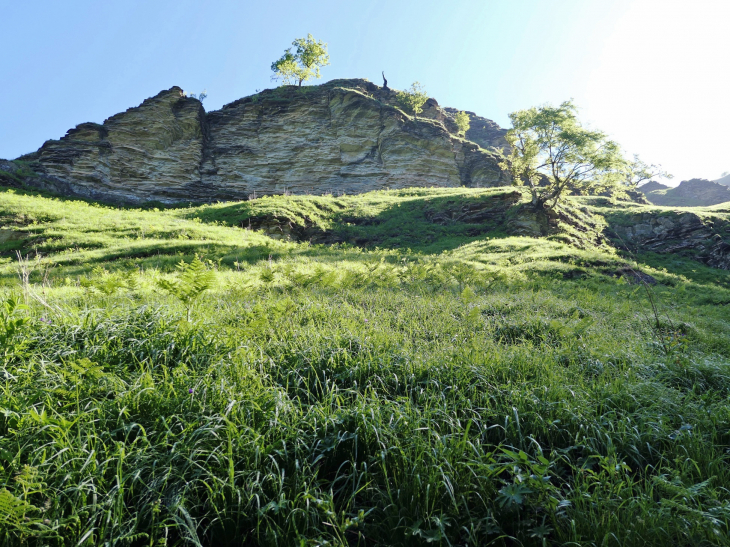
top-left (12, 80), bottom-right (510, 204)
top-left (607, 210), bottom-right (730, 269)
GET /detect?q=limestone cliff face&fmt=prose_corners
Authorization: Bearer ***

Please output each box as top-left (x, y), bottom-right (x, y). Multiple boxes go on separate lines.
top-left (12, 79), bottom-right (510, 204)
top-left (24, 87), bottom-right (206, 203)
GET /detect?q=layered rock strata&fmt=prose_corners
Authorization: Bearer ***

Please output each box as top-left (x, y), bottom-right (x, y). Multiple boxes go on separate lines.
top-left (608, 211), bottom-right (730, 269)
top-left (10, 79), bottom-right (510, 204)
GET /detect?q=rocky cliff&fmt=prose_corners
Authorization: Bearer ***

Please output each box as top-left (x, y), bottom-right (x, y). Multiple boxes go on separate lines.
top-left (638, 178), bottom-right (730, 207)
top-left (5, 79), bottom-right (510, 204)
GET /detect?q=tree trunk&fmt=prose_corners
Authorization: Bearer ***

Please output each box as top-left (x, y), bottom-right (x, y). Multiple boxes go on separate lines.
top-left (530, 190), bottom-right (544, 210)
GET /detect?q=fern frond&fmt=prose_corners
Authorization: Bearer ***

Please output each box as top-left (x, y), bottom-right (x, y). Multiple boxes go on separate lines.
top-left (0, 488), bottom-right (38, 527)
top-left (157, 255), bottom-right (215, 320)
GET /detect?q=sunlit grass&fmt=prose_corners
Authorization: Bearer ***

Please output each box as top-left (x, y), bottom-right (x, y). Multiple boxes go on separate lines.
top-left (1, 186), bottom-right (729, 545)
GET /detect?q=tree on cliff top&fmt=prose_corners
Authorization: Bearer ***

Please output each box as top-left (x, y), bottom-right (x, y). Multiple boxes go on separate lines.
top-left (499, 100), bottom-right (625, 209)
top-left (271, 34), bottom-right (330, 87)
top-left (396, 82), bottom-right (429, 119)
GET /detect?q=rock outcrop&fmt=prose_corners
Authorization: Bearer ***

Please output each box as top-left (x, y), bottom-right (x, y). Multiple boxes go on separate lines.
top-left (443, 107), bottom-right (509, 152)
top-left (6, 79), bottom-right (510, 204)
top-left (639, 178), bottom-right (730, 207)
top-left (607, 210), bottom-right (730, 269)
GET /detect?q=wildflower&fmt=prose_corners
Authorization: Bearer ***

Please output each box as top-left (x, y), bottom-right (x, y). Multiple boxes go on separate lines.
top-left (364, 318), bottom-right (369, 323)
top-left (189, 388), bottom-right (194, 394)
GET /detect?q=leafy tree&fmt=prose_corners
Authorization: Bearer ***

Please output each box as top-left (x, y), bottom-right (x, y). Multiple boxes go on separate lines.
top-left (396, 82), bottom-right (429, 119)
top-left (624, 155), bottom-right (672, 188)
top-left (499, 100), bottom-right (625, 209)
top-left (454, 111), bottom-right (471, 136)
top-left (271, 34), bottom-right (330, 87)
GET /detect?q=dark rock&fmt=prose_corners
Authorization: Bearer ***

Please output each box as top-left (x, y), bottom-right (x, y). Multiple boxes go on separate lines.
top-left (607, 210), bottom-right (730, 270)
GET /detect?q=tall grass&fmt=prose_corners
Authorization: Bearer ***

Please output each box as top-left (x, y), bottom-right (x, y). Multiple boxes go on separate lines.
top-left (1, 186), bottom-right (729, 545)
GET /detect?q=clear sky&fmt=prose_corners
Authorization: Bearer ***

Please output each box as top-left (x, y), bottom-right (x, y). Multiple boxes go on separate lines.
top-left (1, 0), bottom-right (727, 183)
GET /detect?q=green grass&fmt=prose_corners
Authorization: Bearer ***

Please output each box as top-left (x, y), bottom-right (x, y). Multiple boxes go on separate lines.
top-left (1, 186), bottom-right (730, 546)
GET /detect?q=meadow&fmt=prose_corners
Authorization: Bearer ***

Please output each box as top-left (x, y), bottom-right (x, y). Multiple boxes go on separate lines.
top-left (1, 186), bottom-right (729, 546)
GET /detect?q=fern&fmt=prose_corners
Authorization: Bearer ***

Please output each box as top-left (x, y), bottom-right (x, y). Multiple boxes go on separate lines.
top-left (157, 255), bottom-right (215, 321)
top-left (0, 488), bottom-right (41, 539)
top-left (0, 297), bottom-right (29, 362)
top-left (80, 266), bottom-right (139, 296)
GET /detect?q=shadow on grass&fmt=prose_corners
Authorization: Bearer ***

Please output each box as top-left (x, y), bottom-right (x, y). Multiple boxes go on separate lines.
top-left (186, 190), bottom-right (526, 253)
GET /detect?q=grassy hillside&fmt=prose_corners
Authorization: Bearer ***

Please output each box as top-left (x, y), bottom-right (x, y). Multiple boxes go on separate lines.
top-left (1, 186), bottom-right (730, 546)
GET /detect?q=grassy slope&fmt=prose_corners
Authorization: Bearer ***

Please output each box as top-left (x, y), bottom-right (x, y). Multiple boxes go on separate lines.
top-left (1, 186), bottom-right (730, 546)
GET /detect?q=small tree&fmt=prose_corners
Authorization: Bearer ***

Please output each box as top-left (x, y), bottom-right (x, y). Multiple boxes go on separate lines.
top-left (186, 90), bottom-right (208, 102)
top-left (396, 82), bottom-right (429, 119)
top-left (271, 34), bottom-right (330, 87)
top-left (624, 155), bottom-right (672, 188)
top-left (454, 111), bottom-right (471, 136)
top-left (499, 100), bottom-right (625, 209)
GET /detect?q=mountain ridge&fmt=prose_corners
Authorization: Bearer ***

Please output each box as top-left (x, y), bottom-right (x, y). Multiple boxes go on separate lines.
top-left (638, 177), bottom-right (730, 207)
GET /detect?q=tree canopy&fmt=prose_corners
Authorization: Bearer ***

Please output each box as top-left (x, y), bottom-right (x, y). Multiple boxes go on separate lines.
top-left (395, 82), bottom-right (429, 119)
top-left (624, 155), bottom-right (672, 188)
top-left (271, 34), bottom-right (329, 87)
top-left (500, 100), bottom-right (626, 209)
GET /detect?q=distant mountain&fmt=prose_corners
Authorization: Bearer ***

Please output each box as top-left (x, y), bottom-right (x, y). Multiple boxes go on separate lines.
top-left (715, 173), bottom-right (730, 186)
top-left (637, 180), bottom-right (670, 193)
top-left (639, 178), bottom-right (730, 206)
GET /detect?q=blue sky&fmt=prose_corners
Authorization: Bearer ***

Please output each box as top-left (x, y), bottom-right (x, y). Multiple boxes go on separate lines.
top-left (1, 0), bottom-right (727, 182)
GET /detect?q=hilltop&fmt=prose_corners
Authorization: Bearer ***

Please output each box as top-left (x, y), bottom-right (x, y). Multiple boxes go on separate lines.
top-left (1, 79), bottom-right (510, 205)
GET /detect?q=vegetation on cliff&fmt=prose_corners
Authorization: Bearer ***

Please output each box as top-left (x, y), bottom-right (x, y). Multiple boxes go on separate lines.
top-left (395, 82), bottom-right (430, 119)
top-left (271, 34), bottom-right (330, 87)
top-left (1, 185), bottom-right (729, 545)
